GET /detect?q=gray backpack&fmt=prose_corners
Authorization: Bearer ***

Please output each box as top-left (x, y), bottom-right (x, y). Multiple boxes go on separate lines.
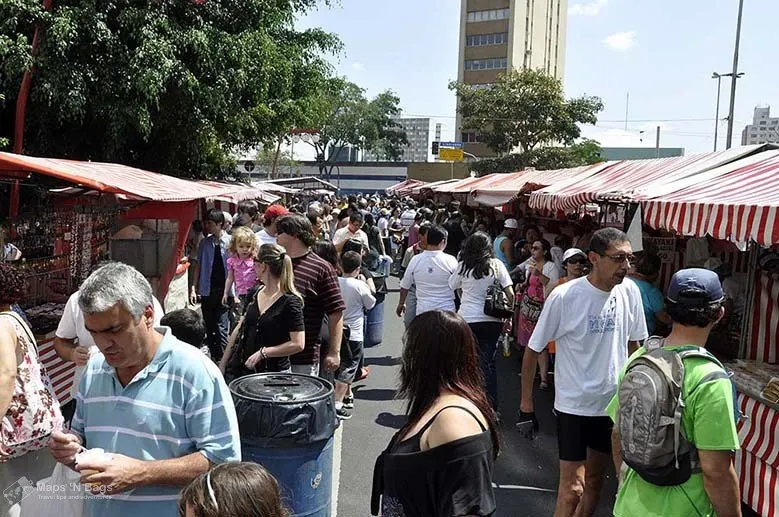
top-left (617, 337), bottom-right (729, 486)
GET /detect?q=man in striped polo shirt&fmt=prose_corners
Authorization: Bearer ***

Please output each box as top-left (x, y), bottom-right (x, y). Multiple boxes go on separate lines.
top-left (276, 214), bottom-right (345, 376)
top-left (49, 262), bottom-right (240, 517)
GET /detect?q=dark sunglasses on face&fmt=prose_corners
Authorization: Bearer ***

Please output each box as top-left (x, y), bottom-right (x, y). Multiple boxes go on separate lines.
top-left (566, 258), bottom-right (587, 265)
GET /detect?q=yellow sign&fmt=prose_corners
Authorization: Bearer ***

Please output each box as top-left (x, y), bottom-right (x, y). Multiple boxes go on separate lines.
top-left (439, 147), bottom-right (464, 162)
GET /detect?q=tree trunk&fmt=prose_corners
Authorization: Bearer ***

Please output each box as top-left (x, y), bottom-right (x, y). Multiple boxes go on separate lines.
top-left (271, 137), bottom-right (283, 178)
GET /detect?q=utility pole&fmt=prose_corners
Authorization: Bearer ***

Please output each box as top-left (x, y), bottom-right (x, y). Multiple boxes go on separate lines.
top-left (712, 73), bottom-right (723, 152)
top-left (655, 126), bottom-right (661, 158)
top-left (726, 0), bottom-right (745, 149)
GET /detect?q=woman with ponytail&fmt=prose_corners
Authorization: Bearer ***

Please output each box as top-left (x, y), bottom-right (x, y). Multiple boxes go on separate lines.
top-left (223, 244), bottom-right (305, 381)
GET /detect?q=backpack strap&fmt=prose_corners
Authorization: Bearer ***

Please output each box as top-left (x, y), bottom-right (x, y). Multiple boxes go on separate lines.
top-left (644, 336), bottom-right (665, 351)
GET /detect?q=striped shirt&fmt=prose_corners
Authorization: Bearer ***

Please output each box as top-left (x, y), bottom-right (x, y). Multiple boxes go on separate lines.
top-left (291, 251), bottom-right (345, 365)
top-left (72, 328), bottom-right (241, 517)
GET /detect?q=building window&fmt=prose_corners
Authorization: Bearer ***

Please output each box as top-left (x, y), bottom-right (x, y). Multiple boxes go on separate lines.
top-left (760, 121), bottom-right (767, 125)
top-left (466, 32), bottom-right (509, 47)
top-left (464, 57), bottom-right (507, 71)
top-left (462, 132), bottom-right (479, 143)
top-left (466, 8), bottom-right (510, 23)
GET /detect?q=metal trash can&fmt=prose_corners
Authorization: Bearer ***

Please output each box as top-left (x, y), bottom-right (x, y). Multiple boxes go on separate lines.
top-left (231, 374), bottom-right (337, 517)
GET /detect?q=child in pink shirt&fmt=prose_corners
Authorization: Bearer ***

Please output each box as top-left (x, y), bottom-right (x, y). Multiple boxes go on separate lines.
top-left (223, 227), bottom-right (258, 308)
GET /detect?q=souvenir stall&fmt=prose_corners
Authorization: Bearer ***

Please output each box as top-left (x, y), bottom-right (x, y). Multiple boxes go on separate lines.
top-left (0, 151), bottom-right (248, 406)
top-left (639, 150), bottom-right (779, 517)
top-left (527, 146), bottom-right (779, 516)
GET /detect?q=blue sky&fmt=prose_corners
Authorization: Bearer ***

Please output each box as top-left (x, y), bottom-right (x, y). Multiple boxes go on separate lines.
top-left (298, 0), bottom-right (778, 154)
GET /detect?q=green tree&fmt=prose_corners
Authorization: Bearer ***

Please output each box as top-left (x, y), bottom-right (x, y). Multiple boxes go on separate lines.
top-left (0, 0), bottom-right (338, 179)
top-left (471, 139), bottom-right (603, 175)
top-left (305, 78), bottom-right (407, 180)
top-left (450, 69), bottom-right (603, 156)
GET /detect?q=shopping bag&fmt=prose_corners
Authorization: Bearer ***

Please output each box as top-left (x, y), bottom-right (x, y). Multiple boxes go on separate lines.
top-left (20, 463), bottom-right (84, 517)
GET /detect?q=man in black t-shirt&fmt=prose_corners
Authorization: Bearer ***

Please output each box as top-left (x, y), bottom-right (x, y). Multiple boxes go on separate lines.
top-left (443, 210), bottom-right (467, 258)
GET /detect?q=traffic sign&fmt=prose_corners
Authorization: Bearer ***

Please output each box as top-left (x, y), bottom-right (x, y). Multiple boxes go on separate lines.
top-left (439, 147), bottom-right (464, 161)
top-left (439, 141), bottom-right (463, 149)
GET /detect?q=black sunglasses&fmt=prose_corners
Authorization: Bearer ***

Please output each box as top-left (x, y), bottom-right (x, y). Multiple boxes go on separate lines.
top-left (566, 258), bottom-right (587, 265)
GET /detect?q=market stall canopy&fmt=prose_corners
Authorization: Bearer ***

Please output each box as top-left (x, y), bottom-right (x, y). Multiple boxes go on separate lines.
top-left (263, 176), bottom-right (338, 193)
top-left (197, 180), bottom-right (280, 204)
top-left (0, 152), bottom-right (225, 202)
top-left (412, 178), bottom-right (459, 195)
top-left (385, 179), bottom-right (425, 196)
top-left (642, 150), bottom-right (779, 245)
top-left (432, 173), bottom-right (506, 194)
top-left (471, 163), bottom-right (614, 207)
top-left (528, 145), bottom-right (768, 211)
top-left (251, 181), bottom-right (298, 195)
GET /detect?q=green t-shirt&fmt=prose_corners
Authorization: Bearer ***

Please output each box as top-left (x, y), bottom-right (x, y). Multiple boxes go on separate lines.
top-left (606, 346), bottom-right (740, 517)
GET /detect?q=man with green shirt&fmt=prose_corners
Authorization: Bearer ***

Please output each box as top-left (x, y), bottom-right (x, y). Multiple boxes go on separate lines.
top-left (607, 268), bottom-right (742, 517)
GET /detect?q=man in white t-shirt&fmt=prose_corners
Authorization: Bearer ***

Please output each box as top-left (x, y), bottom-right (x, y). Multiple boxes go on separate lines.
top-left (397, 225), bottom-right (459, 317)
top-left (518, 228), bottom-right (648, 517)
top-left (333, 212), bottom-right (369, 254)
top-left (54, 288), bottom-right (164, 420)
top-left (255, 204), bottom-right (289, 246)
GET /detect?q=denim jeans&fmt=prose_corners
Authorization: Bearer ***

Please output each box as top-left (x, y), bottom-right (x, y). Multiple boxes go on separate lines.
top-left (469, 321), bottom-right (503, 410)
top-left (201, 295), bottom-right (230, 362)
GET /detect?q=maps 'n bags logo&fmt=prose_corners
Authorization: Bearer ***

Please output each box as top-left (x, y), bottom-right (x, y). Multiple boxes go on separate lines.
top-left (3, 476), bottom-right (34, 506)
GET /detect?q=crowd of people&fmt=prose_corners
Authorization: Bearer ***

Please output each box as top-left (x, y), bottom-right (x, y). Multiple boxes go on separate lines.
top-left (0, 191), bottom-right (745, 517)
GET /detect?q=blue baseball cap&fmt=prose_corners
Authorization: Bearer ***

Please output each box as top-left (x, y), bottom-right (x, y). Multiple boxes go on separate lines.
top-left (667, 268), bottom-right (725, 306)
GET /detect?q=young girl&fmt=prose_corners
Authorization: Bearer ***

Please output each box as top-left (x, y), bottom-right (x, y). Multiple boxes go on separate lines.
top-left (178, 462), bottom-right (290, 517)
top-left (223, 227), bottom-right (258, 308)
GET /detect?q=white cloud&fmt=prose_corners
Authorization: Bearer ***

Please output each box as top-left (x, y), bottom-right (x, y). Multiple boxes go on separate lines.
top-left (569, 0), bottom-right (608, 16)
top-left (603, 31), bottom-right (636, 51)
top-left (351, 62), bottom-right (365, 72)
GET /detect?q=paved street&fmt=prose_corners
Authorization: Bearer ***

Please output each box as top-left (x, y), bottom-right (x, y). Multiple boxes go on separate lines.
top-left (336, 277), bottom-right (618, 517)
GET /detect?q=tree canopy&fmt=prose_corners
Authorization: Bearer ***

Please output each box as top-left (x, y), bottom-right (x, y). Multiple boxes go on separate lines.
top-left (304, 77), bottom-right (407, 180)
top-left (0, 0), bottom-right (338, 179)
top-left (450, 69), bottom-right (604, 156)
top-left (470, 138), bottom-right (603, 175)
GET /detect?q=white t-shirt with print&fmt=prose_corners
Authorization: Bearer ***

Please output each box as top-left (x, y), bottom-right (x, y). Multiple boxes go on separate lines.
top-left (338, 277), bottom-right (376, 342)
top-left (400, 250), bottom-right (459, 314)
top-left (449, 258), bottom-right (512, 323)
top-left (56, 291), bottom-right (164, 399)
top-left (528, 276), bottom-right (648, 417)
top-left (333, 227), bottom-right (369, 251)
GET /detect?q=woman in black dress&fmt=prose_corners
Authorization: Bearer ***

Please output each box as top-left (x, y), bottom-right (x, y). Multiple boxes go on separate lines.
top-left (371, 310), bottom-right (499, 517)
top-left (223, 244), bottom-right (305, 382)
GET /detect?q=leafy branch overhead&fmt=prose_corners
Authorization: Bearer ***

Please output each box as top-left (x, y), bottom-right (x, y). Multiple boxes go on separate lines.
top-left (0, 0), bottom-right (339, 179)
top-left (305, 77), bottom-right (407, 180)
top-left (449, 69), bottom-right (604, 156)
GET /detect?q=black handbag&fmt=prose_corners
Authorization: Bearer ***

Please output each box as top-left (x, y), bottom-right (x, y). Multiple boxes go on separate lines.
top-left (484, 264), bottom-right (514, 319)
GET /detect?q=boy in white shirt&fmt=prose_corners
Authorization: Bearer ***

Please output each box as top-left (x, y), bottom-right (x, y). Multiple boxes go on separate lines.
top-left (336, 251), bottom-right (376, 420)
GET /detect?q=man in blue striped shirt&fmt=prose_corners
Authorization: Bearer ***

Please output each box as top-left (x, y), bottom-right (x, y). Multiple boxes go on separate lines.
top-left (49, 262), bottom-right (240, 517)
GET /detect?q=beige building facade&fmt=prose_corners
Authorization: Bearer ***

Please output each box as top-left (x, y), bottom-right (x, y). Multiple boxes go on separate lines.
top-left (456, 0), bottom-right (568, 157)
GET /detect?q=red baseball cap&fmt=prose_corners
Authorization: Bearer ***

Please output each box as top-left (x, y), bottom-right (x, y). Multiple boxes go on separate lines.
top-left (263, 204), bottom-right (289, 220)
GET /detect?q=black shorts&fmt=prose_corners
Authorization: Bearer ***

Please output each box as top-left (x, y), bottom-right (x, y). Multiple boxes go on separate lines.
top-left (556, 411), bottom-right (613, 462)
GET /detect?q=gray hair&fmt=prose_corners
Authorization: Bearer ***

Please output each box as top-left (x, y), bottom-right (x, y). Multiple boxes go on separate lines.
top-left (78, 262), bottom-right (153, 320)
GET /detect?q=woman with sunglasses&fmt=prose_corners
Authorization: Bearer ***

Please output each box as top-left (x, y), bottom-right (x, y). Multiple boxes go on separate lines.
top-left (544, 248), bottom-right (589, 360)
top-left (516, 239), bottom-right (560, 390)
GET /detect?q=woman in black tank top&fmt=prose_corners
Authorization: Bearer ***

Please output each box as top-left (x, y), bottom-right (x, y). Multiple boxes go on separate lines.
top-left (371, 311), bottom-right (500, 517)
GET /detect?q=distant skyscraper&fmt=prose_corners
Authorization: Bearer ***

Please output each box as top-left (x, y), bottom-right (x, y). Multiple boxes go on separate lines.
top-left (741, 106), bottom-right (779, 145)
top-left (456, 0), bottom-right (568, 157)
top-left (397, 117), bottom-right (431, 162)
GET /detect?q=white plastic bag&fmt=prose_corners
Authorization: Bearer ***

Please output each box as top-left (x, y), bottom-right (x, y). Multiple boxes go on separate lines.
top-left (19, 463), bottom-right (84, 517)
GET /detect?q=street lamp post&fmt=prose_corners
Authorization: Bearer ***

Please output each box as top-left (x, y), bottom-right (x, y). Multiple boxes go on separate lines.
top-left (725, 0), bottom-right (746, 149)
top-left (712, 71), bottom-right (744, 151)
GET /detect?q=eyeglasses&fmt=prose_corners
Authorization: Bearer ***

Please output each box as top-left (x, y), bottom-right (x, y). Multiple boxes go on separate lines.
top-left (531, 245), bottom-right (542, 251)
top-left (206, 470), bottom-right (218, 510)
top-left (566, 258), bottom-right (587, 265)
top-left (602, 253), bottom-right (635, 264)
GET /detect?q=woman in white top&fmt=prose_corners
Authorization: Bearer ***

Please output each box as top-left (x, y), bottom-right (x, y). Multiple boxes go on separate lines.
top-left (449, 232), bottom-right (514, 408)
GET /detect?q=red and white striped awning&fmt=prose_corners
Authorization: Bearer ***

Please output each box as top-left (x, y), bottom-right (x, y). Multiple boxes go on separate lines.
top-left (642, 150), bottom-right (779, 245)
top-left (197, 180), bottom-right (281, 204)
top-left (385, 179), bottom-right (425, 196)
top-left (412, 178), bottom-right (460, 195)
top-left (471, 163), bottom-right (613, 207)
top-left (433, 173), bottom-right (507, 194)
top-left (0, 152), bottom-right (227, 201)
top-left (528, 146), bottom-right (766, 211)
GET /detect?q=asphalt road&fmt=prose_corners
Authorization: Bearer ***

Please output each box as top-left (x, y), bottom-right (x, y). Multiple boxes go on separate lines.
top-left (336, 277), bottom-right (618, 517)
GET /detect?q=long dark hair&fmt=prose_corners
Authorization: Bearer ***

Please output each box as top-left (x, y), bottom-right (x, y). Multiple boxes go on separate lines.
top-left (458, 232), bottom-right (493, 279)
top-left (398, 311), bottom-right (500, 456)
